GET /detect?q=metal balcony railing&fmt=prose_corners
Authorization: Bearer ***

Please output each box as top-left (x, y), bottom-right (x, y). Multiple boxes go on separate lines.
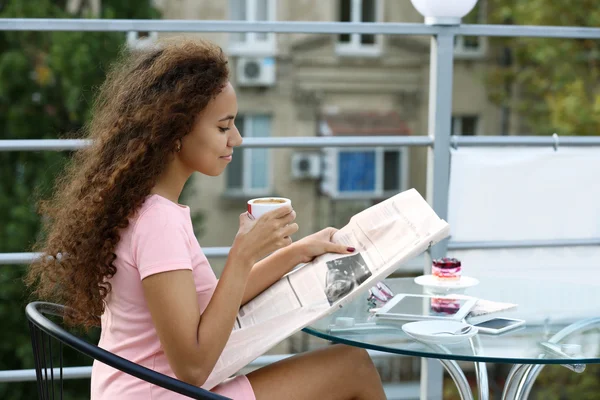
top-left (1, 16), bottom-right (600, 400)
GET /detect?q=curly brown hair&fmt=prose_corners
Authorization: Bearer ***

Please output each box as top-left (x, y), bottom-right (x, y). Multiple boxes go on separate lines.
top-left (25, 39), bottom-right (229, 328)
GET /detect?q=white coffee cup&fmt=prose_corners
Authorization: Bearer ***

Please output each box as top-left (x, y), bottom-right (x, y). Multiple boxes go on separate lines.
top-left (247, 197), bottom-right (292, 220)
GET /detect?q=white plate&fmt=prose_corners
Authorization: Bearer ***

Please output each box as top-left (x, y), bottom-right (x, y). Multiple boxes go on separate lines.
top-left (414, 275), bottom-right (479, 293)
top-left (402, 320), bottom-right (478, 345)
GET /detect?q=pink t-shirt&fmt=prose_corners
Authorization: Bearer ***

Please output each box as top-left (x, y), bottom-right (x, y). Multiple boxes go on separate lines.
top-left (90, 194), bottom-right (254, 399)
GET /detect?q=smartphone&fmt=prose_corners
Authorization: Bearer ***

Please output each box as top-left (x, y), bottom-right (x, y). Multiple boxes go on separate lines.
top-left (472, 317), bottom-right (525, 334)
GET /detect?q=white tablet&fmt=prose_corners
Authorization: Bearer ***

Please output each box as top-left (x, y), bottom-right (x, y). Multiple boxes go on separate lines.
top-left (375, 294), bottom-right (477, 322)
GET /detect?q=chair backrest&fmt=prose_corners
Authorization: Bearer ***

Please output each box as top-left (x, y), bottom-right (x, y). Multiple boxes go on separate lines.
top-left (25, 301), bottom-right (230, 400)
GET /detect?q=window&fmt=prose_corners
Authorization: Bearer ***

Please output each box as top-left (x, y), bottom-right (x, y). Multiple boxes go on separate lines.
top-left (321, 147), bottom-right (408, 199)
top-left (338, 150), bottom-right (376, 192)
top-left (126, 31), bottom-right (158, 51)
top-left (226, 115), bottom-right (272, 194)
top-left (454, 35), bottom-right (482, 54)
top-left (229, 0), bottom-right (276, 55)
top-left (454, 0), bottom-right (486, 57)
top-left (336, 0), bottom-right (381, 56)
top-left (451, 116), bottom-right (479, 136)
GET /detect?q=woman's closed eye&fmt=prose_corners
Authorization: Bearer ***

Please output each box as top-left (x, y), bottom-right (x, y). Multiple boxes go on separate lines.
top-left (218, 127), bottom-right (230, 133)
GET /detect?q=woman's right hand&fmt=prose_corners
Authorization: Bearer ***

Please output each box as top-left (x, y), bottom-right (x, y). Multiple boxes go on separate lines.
top-left (231, 205), bottom-right (298, 266)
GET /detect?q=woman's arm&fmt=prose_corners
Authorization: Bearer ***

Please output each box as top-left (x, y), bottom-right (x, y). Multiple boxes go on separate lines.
top-left (143, 249), bottom-right (252, 387)
top-left (240, 244), bottom-right (304, 305)
top-left (241, 228), bottom-right (355, 305)
top-left (142, 208), bottom-right (297, 387)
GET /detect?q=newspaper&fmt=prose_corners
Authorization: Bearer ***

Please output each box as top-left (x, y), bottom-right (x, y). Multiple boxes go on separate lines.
top-left (203, 188), bottom-right (450, 389)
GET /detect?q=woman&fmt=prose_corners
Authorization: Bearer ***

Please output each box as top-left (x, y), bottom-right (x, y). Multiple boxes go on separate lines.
top-left (26, 39), bottom-right (386, 400)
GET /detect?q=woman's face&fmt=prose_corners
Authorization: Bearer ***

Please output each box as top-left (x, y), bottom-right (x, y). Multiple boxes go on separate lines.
top-left (179, 81), bottom-right (242, 176)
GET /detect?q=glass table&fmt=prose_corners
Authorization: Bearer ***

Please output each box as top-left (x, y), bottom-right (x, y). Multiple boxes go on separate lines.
top-left (303, 277), bottom-right (600, 400)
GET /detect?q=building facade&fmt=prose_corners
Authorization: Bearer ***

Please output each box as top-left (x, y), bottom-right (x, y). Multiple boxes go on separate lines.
top-left (147, 0), bottom-right (502, 273)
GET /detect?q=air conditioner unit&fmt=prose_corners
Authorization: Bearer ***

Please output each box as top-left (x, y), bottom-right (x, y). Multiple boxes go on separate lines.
top-left (291, 152), bottom-right (322, 180)
top-left (236, 57), bottom-right (276, 87)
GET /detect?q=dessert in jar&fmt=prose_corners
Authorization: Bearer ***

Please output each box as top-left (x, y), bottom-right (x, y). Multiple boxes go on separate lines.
top-left (430, 297), bottom-right (461, 315)
top-left (432, 257), bottom-right (462, 281)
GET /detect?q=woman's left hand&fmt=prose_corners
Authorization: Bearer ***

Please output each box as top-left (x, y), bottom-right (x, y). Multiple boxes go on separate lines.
top-left (292, 227), bottom-right (356, 264)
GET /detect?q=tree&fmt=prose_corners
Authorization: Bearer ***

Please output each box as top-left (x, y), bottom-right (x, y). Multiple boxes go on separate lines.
top-left (0, 1), bottom-right (159, 399)
top-left (486, 0), bottom-right (600, 135)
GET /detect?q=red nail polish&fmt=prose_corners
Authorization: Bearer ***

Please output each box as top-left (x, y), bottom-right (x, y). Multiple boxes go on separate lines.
top-left (347, 247), bottom-right (355, 252)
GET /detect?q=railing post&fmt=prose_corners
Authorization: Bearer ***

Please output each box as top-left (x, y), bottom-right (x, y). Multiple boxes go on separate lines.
top-left (426, 29), bottom-right (455, 265)
top-left (422, 28), bottom-right (456, 400)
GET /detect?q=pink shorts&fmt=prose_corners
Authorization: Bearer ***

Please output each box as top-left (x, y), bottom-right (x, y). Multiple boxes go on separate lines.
top-left (211, 375), bottom-right (255, 400)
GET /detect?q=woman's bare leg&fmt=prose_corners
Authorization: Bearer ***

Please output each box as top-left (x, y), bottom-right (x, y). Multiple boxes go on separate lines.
top-left (247, 344), bottom-right (386, 400)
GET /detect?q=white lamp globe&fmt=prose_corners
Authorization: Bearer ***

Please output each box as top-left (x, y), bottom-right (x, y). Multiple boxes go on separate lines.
top-left (410, 0), bottom-right (479, 25)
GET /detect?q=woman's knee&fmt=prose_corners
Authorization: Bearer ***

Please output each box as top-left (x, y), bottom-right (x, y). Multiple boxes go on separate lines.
top-left (334, 345), bottom-right (375, 369)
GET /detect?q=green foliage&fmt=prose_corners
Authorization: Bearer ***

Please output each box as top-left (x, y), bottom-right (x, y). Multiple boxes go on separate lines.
top-left (534, 364), bottom-right (600, 400)
top-left (0, 1), bottom-right (161, 399)
top-left (486, 0), bottom-right (600, 135)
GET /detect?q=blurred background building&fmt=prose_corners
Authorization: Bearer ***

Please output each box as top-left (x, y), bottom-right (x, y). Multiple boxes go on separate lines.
top-left (140, 0), bottom-right (501, 274)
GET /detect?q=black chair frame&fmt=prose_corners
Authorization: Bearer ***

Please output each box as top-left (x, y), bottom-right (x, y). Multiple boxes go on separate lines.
top-left (26, 301), bottom-right (231, 400)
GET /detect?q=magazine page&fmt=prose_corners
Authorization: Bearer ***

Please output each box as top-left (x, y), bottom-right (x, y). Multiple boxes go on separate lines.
top-left (235, 276), bottom-right (305, 329)
top-left (333, 188), bottom-right (449, 269)
top-left (204, 304), bottom-right (329, 389)
top-left (203, 188), bottom-right (450, 389)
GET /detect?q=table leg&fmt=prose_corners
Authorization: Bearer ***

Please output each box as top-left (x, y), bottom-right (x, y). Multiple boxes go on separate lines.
top-left (424, 343), bottom-right (475, 400)
top-left (436, 358), bottom-right (474, 400)
top-left (472, 361), bottom-right (489, 400)
top-left (501, 364), bottom-right (530, 400)
top-left (470, 335), bottom-right (489, 400)
top-left (513, 364), bottom-right (539, 400)
top-left (502, 317), bottom-right (600, 400)
top-left (424, 338), bottom-right (491, 400)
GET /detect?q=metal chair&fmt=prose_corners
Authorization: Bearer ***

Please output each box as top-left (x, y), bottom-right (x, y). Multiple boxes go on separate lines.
top-left (25, 301), bottom-right (230, 400)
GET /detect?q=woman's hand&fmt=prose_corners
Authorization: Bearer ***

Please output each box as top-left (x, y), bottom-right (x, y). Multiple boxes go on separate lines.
top-left (292, 227), bottom-right (355, 264)
top-left (231, 205), bottom-right (299, 266)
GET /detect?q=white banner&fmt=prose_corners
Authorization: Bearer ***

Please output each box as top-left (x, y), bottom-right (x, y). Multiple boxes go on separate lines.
top-left (448, 147), bottom-right (600, 241)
